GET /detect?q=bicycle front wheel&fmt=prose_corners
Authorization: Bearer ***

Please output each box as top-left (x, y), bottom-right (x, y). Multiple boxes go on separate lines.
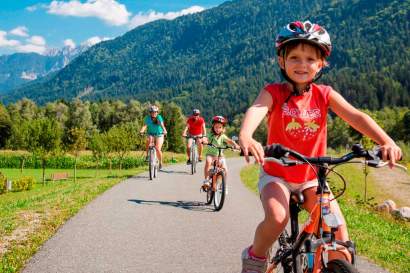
top-left (191, 144), bottom-right (197, 175)
top-left (149, 148), bottom-right (155, 180)
top-left (323, 259), bottom-right (358, 273)
top-left (213, 172), bottom-right (226, 211)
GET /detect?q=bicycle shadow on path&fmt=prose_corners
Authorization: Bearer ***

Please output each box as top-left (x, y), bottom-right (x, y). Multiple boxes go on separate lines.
top-left (128, 199), bottom-right (215, 212)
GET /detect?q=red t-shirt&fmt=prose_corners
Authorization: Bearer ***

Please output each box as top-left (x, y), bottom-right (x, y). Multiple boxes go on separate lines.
top-left (263, 83), bottom-right (331, 183)
top-left (187, 116), bottom-right (205, 135)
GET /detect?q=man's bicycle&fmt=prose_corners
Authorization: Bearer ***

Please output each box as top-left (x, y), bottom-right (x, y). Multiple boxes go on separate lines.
top-left (185, 135), bottom-right (203, 175)
top-left (263, 143), bottom-right (406, 273)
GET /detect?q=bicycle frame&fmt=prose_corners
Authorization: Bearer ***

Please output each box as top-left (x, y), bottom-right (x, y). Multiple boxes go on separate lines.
top-left (265, 143), bottom-right (406, 273)
top-left (272, 165), bottom-right (352, 273)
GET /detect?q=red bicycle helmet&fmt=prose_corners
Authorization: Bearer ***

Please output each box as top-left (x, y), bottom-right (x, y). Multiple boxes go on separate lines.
top-left (212, 115), bottom-right (227, 125)
top-left (275, 21), bottom-right (331, 57)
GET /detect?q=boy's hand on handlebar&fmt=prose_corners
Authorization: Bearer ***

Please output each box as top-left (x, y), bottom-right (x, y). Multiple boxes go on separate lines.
top-left (380, 143), bottom-right (402, 168)
top-left (239, 135), bottom-right (264, 164)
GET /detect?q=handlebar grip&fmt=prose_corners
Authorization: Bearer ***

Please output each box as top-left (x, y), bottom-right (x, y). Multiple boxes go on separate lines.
top-left (264, 144), bottom-right (289, 158)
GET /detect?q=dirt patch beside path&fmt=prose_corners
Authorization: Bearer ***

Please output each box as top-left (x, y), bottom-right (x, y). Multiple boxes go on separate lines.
top-left (369, 166), bottom-right (410, 207)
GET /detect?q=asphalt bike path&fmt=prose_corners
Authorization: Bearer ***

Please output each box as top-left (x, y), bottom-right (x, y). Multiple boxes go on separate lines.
top-left (23, 158), bottom-right (390, 273)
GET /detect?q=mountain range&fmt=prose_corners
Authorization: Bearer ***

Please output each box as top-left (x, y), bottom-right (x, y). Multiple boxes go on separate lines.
top-left (0, 45), bottom-right (90, 93)
top-left (2, 0), bottom-right (409, 119)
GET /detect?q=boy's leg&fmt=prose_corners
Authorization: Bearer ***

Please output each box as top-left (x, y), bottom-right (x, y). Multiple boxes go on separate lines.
top-left (252, 181), bottom-right (290, 257)
top-left (204, 155), bottom-right (213, 179)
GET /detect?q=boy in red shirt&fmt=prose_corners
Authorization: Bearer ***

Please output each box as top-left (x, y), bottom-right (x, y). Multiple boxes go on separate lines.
top-left (239, 21), bottom-right (402, 273)
top-left (182, 109), bottom-right (206, 164)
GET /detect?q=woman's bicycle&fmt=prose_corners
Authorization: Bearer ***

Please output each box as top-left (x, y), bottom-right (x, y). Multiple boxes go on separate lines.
top-left (263, 143), bottom-right (406, 273)
top-left (141, 133), bottom-right (160, 181)
top-left (185, 135), bottom-right (203, 175)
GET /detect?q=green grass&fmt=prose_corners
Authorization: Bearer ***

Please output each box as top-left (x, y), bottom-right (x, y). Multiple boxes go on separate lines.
top-left (0, 152), bottom-right (186, 273)
top-left (240, 164), bottom-right (410, 273)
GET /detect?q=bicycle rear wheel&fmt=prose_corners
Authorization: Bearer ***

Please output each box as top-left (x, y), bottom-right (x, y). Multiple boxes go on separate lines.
top-left (213, 172), bottom-right (226, 211)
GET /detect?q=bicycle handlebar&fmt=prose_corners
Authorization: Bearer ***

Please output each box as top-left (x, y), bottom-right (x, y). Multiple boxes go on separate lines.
top-left (207, 143), bottom-right (239, 151)
top-left (264, 143), bottom-right (407, 170)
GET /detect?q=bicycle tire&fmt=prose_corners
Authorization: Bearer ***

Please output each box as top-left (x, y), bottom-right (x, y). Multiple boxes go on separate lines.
top-left (323, 259), bottom-right (358, 273)
top-left (149, 148), bottom-right (155, 180)
top-left (213, 172), bottom-right (226, 211)
top-left (191, 143), bottom-right (197, 175)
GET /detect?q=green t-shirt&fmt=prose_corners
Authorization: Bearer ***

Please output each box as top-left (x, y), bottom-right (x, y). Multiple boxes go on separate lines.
top-left (206, 133), bottom-right (229, 157)
top-left (144, 115), bottom-right (164, 135)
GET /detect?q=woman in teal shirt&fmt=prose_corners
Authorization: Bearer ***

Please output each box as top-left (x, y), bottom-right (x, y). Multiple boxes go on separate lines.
top-left (140, 105), bottom-right (167, 169)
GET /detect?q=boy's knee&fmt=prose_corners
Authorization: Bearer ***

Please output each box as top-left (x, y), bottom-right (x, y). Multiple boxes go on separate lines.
top-left (264, 210), bottom-right (289, 227)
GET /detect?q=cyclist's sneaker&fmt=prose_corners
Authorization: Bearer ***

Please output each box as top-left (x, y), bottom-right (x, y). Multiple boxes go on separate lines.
top-left (241, 247), bottom-right (267, 273)
top-left (159, 162), bottom-right (163, 170)
top-left (186, 159), bottom-right (191, 165)
top-left (201, 179), bottom-right (211, 191)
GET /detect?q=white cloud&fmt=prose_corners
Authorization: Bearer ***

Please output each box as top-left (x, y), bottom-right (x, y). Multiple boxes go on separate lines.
top-left (47, 0), bottom-right (131, 26)
top-left (129, 5), bottom-right (205, 29)
top-left (0, 30), bottom-right (47, 55)
top-left (27, 35), bottom-right (46, 46)
top-left (10, 26), bottom-right (29, 37)
top-left (64, 39), bottom-right (76, 49)
top-left (81, 36), bottom-right (111, 47)
top-left (0, 31), bottom-right (20, 47)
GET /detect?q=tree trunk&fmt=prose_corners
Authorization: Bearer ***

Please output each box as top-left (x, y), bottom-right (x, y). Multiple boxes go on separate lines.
top-left (74, 156), bottom-right (77, 183)
top-left (95, 159), bottom-right (99, 178)
top-left (42, 159), bottom-right (46, 185)
top-left (20, 157), bottom-right (25, 174)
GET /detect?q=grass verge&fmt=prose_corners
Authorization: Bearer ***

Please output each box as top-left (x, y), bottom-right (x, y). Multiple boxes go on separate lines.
top-left (240, 163), bottom-right (410, 273)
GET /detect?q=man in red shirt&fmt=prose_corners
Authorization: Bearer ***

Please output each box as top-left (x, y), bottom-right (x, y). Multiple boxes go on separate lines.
top-left (182, 109), bottom-right (206, 164)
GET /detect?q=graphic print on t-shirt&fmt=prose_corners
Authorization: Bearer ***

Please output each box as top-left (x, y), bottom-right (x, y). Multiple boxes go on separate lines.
top-left (282, 103), bottom-right (321, 141)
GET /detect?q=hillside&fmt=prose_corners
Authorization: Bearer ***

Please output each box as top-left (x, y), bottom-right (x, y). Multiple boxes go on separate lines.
top-left (2, 0), bottom-right (409, 119)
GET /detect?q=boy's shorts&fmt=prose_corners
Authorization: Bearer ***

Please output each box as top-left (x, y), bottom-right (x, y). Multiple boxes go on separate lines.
top-left (258, 168), bottom-right (318, 194)
top-left (206, 155), bottom-right (227, 171)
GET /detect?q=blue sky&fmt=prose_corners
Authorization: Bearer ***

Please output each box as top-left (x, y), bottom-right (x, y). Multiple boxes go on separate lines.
top-left (0, 0), bottom-right (226, 56)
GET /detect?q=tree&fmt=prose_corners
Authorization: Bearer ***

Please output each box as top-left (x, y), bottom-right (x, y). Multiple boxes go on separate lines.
top-left (161, 102), bottom-right (185, 153)
top-left (67, 128), bottom-right (87, 182)
top-left (0, 104), bottom-right (12, 148)
top-left (26, 118), bottom-right (62, 184)
top-left (6, 120), bottom-right (30, 173)
top-left (106, 123), bottom-right (137, 172)
top-left (89, 131), bottom-right (108, 177)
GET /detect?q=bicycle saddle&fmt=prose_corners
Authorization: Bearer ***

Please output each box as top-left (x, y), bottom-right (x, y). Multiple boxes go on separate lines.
top-left (290, 191), bottom-right (304, 205)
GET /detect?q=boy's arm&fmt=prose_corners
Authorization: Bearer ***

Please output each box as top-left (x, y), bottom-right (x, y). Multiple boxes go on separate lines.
top-left (329, 90), bottom-right (402, 166)
top-left (239, 88), bottom-right (273, 163)
top-left (140, 125), bottom-right (147, 133)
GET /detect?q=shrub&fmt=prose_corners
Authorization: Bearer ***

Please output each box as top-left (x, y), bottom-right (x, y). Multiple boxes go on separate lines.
top-left (12, 176), bottom-right (35, 192)
top-left (0, 172), bottom-right (6, 194)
